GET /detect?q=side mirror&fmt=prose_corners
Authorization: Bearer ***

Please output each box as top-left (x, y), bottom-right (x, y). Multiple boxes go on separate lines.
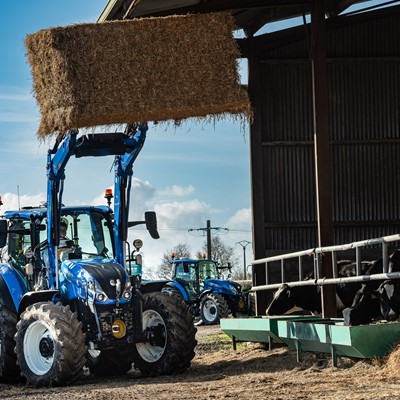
top-left (0, 220), bottom-right (7, 248)
top-left (145, 211), bottom-right (159, 239)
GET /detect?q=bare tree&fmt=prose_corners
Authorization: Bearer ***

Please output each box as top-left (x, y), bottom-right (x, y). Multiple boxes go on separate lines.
top-left (196, 236), bottom-right (241, 279)
top-left (156, 243), bottom-right (192, 279)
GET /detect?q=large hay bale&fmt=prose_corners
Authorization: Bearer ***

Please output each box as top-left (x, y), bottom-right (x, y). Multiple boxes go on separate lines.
top-left (25, 12), bottom-right (252, 138)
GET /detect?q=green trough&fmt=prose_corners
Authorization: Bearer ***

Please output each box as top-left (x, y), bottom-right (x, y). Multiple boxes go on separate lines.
top-left (221, 317), bottom-right (400, 366)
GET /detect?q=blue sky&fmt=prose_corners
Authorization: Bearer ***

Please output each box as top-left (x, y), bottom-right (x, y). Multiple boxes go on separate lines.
top-left (0, 1), bottom-right (253, 275)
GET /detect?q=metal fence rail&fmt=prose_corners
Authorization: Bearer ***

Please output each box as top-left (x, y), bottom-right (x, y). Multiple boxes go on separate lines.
top-left (252, 233), bottom-right (400, 292)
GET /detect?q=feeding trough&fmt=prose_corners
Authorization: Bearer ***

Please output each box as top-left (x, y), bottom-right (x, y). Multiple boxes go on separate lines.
top-left (221, 316), bottom-right (322, 350)
top-left (221, 317), bottom-right (400, 366)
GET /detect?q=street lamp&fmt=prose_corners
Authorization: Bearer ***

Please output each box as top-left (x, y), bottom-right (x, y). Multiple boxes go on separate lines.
top-left (236, 240), bottom-right (252, 280)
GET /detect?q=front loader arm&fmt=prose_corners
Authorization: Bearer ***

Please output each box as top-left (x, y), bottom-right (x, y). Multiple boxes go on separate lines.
top-left (46, 124), bottom-right (148, 288)
top-left (113, 123), bottom-right (148, 266)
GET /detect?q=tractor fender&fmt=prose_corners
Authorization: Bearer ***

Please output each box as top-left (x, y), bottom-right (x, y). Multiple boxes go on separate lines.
top-left (0, 263), bottom-right (28, 313)
top-left (17, 290), bottom-right (60, 317)
top-left (164, 281), bottom-right (191, 302)
top-left (199, 290), bottom-right (214, 300)
top-left (140, 279), bottom-right (171, 295)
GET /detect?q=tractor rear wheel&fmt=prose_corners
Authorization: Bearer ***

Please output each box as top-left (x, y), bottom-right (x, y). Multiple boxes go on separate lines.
top-left (200, 293), bottom-right (230, 325)
top-left (0, 304), bottom-right (21, 382)
top-left (15, 302), bottom-right (86, 387)
top-left (132, 292), bottom-right (196, 376)
top-left (86, 347), bottom-right (134, 376)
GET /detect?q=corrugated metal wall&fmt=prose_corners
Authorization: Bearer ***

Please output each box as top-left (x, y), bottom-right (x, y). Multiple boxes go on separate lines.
top-left (253, 9), bottom-right (400, 255)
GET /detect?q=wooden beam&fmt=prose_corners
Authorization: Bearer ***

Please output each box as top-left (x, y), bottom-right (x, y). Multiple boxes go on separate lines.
top-left (311, 0), bottom-right (336, 318)
top-left (124, 0), bottom-right (314, 19)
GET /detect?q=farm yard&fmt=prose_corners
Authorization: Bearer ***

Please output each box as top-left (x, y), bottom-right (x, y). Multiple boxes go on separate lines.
top-left (2, 324), bottom-right (400, 400)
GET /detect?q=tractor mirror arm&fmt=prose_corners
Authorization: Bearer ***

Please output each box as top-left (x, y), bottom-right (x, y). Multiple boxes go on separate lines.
top-left (127, 211), bottom-right (159, 240)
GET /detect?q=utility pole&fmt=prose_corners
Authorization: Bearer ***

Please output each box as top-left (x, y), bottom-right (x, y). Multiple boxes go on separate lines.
top-left (236, 240), bottom-right (252, 280)
top-left (188, 219), bottom-right (228, 259)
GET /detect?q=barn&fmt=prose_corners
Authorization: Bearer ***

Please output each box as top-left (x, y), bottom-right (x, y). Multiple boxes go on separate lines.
top-left (99, 0), bottom-right (400, 317)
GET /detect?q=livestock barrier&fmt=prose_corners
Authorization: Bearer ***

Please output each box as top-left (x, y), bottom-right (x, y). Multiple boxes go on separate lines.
top-left (221, 234), bottom-right (400, 365)
top-left (251, 233), bottom-right (400, 294)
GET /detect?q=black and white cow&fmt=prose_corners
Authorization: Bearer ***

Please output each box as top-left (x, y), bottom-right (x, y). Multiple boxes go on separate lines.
top-left (378, 280), bottom-right (400, 321)
top-left (342, 284), bottom-right (381, 326)
top-left (266, 283), bottom-right (322, 316)
top-left (266, 251), bottom-right (400, 319)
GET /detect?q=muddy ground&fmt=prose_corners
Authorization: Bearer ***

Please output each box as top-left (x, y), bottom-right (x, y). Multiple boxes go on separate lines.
top-left (2, 324), bottom-right (400, 400)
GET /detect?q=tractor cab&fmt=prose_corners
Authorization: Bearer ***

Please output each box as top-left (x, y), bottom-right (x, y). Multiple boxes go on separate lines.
top-left (1, 206), bottom-right (115, 291)
top-left (170, 258), bottom-right (222, 300)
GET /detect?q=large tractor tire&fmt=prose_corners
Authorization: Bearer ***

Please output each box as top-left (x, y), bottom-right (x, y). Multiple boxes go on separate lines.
top-left (132, 292), bottom-right (196, 377)
top-left (0, 304), bottom-right (21, 383)
top-left (200, 293), bottom-right (230, 325)
top-left (86, 347), bottom-right (134, 376)
top-left (15, 302), bottom-right (86, 387)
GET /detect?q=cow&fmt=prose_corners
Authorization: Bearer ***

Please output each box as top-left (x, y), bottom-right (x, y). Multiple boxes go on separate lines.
top-left (266, 251), bottom-right (400, 319)
top-left (266, 283), bottom-right (322, 316)
top-left (378, 279), bottom-right (400, 321)
top-left (342, 279), bottom-right (400, 326)
top-left (342, 284), bottom-right (381, 326)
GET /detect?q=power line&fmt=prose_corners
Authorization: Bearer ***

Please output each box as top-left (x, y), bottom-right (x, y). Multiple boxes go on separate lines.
top-left (188, 219), bottom-right (228, 259)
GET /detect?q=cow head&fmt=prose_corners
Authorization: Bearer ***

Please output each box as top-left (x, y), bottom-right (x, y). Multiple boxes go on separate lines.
top-left (342, 284), bottom-right (380, 326)
top-left (266, 284), bottom-right (295, 316)
top-left (379, 279), bottom-right (400, 321)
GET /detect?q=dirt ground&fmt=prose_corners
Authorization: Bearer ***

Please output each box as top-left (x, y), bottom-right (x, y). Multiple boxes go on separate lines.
top-left (2, 324), bottom-right (400, 400)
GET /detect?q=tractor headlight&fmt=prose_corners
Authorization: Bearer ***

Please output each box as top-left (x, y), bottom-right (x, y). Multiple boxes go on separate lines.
top-left (121, 280), bottom-right (132, 300)
top-left (96, 293), bottom-right (106, 302)
top-left (122, 291), bottom-right (132, 300)
top-left (88, 281), bottom-right (109, 302)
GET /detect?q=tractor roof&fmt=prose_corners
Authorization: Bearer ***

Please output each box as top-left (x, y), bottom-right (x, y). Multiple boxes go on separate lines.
top-left (3, 205), bottom-right (112, 220)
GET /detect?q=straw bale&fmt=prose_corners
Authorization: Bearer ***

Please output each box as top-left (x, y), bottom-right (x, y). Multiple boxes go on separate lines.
top-left (383, 341), bottom-right (400, 378)
top-left (25, 12), bottom-right (252, 138)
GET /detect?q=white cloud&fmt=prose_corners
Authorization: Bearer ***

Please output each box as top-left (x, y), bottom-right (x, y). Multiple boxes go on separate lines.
top-left (226, 208), bottom-right (252, 230)
top-left (157, 184), bottom-right (195, 197)
top-left (154, 199), bottom-right (211, 229)
top-left (1, 192), bottom-right (46, 212)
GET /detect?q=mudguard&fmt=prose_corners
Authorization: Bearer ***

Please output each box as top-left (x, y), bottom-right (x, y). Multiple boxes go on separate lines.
top-left (140, 279), bottom-right (171, 295)
top-left (17, 290), bottom-right (60, 316)
top-left (0, 263), bottom-right (28, 313)
top-left (166, 281), bottom-right (191, 302)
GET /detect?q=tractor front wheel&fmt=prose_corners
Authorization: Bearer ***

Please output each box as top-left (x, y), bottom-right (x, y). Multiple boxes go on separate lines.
top-left (200, 293), bottom-right (230, 325)
top-left (0, 304), bottom-right (21, 382)
top-left (15, 302), bottom-right (86, 387)
top-left (132, 292), bottom-right (196, 376)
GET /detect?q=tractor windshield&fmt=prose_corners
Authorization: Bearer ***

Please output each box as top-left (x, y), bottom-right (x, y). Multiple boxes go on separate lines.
top-left (198, 260), bottom-right (219, 280)
top-left (174, 261), bottom-right (197, 284)
top-left (5, 219), bottom-right (33, 277)
top-left (58, 210), bottom-right (114, 258)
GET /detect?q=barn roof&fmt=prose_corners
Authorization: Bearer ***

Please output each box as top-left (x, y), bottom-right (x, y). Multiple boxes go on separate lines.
top-left (98, 0), bottom-right (382, 36)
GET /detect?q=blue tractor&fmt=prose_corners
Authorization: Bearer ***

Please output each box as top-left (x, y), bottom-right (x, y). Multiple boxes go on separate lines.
top-left (0, 125), bottom-right (196, 386)
top-left (162, 257), bottom-right (253, 325)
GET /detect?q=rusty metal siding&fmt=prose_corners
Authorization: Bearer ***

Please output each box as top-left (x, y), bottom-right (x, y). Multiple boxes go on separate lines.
top-left (254, 10), bottom-right (400, 255)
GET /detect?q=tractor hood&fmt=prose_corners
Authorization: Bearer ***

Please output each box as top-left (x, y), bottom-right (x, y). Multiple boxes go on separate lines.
top-left (204, 279), bottom-right (242, 295)
top-left (60, 258), bottom-right (129, 301)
